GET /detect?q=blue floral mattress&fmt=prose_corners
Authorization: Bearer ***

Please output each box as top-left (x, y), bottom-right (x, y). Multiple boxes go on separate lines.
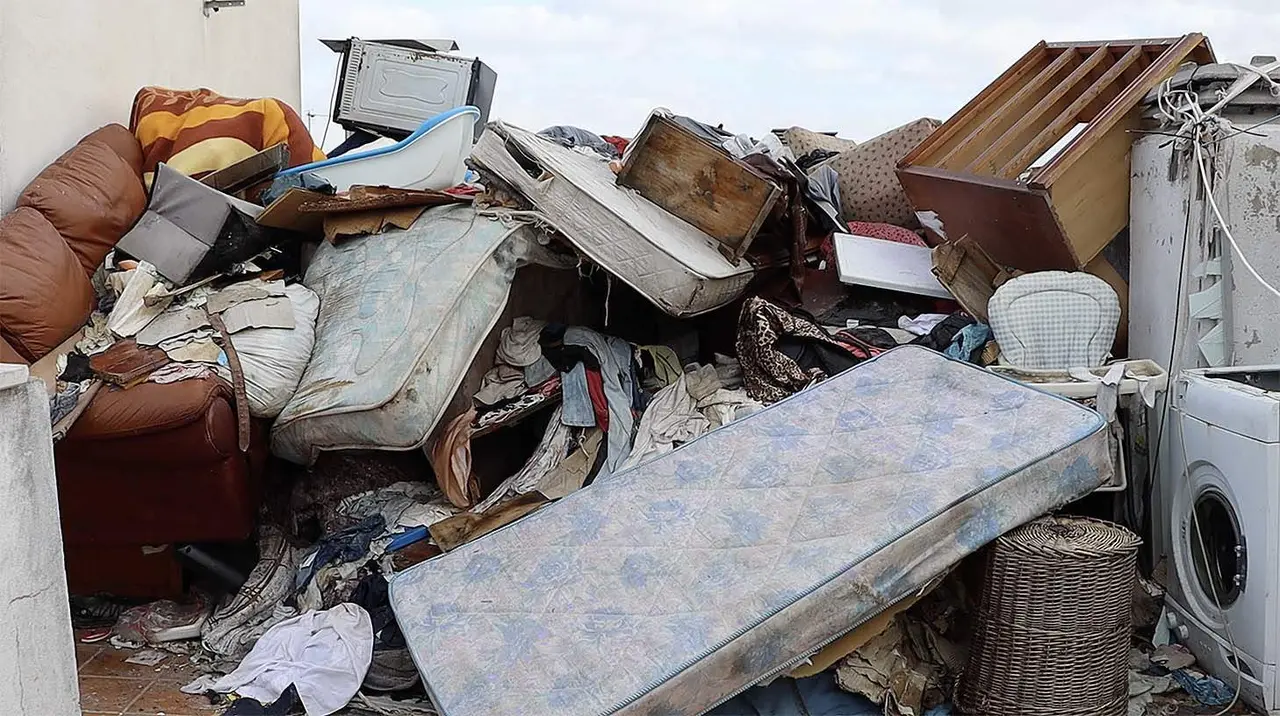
top-left (389, 346), bottom-right (1111, 716)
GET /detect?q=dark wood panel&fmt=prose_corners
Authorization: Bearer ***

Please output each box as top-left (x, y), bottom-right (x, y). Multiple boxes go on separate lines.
top-left (897, 165), bottom-right (1078, 271)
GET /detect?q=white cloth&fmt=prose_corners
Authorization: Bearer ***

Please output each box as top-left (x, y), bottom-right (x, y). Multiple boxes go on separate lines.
top-left (496, 316), bottom-right (547, 367)
top-left (622, 367), bottom-right (761, 470)
top-left (191, 604), bottom-right (374, 715)
top-left (897, 313), bottom-right (949, 336)
top-left (106, 262), bottom-right (172, 338)
top-left (475, 364), bottom-right (527, 406)
top-left (337, 481), bottom-right (456, 532)
top-left (149, 363), bottom-right (212, 384)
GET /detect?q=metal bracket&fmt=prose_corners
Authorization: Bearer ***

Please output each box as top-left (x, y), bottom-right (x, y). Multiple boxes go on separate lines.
top-left (204, 0), bottom-right (246, 17)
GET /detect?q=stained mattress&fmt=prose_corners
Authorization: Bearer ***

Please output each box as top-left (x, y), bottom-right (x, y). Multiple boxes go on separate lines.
top-left (271, 204), bottom-right (531, 464)
top-left (390, 346), bottom-right (1111, 716)
top-left (469, 122), bottom-right (755, 317)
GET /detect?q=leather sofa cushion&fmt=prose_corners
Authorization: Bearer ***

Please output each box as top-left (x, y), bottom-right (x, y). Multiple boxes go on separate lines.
top-left (0, 335), bottom-right (26, 365)
top-left (18, 135), bottom-right (147, 276)
top-left (69, 376), bottom-right (235, 446)
top-left (83, 124), bottom-right (145, 179)
top-left (0, 207), bottom-right (95, 362)
top-left (56, 398), bottom-right (262, 547)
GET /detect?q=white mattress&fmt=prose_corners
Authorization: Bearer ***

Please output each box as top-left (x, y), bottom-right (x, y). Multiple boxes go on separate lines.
top-left (271, 205), bottom-right (531, 464)
top-left (390, 346), bottom-right (1112, 715)
top-left (469, 122), bottom-right (755, 317)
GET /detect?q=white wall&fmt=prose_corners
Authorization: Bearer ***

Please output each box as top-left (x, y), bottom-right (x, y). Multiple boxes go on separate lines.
top-left (0, 0), bottom-right (303, 210)
top-left (0, 369), bottom-right (78, 715)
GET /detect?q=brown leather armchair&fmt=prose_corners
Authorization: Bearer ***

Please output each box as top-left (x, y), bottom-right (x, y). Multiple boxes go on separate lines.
top-left (0, 125), bottom-right (263, 597)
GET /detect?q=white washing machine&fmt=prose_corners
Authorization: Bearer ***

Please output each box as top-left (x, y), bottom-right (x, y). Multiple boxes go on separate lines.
top-left (1165, 367), bottom-right (1280, 713)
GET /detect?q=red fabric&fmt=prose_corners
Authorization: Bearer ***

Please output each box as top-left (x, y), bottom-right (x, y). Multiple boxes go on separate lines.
top-left (445, 184), bottom-right (482, 197)
top-left (602, 136), bottom-right (629, 156)
top-left (846, 221), bottom-right (926, 247)
top-left (831, 332), bottom-right (887, 359)
top-left (819, 234), bottom-right (836, 266)
top-left (585, 368), bottom-right (609, 432)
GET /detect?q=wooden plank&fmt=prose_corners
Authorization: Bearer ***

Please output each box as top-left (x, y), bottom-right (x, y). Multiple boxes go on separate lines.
top-left (931, 235), bottom-right (1006, 322)
top-left (1037, 33), bottom-right (1209, 185)
top-left (199, 143), bottom-right (289, 195)
top-left (616, 114), bottom-right (781, 261)
top-left (1000, 44), bottom-right (1145, 179)
top-left (935, 48), bottom-right (1080, 172)
top-left (903, 42), bottom-right (1050, 167)
top-left (1085, 252), bottom-right (1130, 354)
top-left (1045, 113), bottom-right (1140, 267)
top-left (1080, 51), bottom-right (1148, 121)
top-left (966, 45), bottom-right (1113, 176)
top-left (1043, 37), bottom-right (1183, 50)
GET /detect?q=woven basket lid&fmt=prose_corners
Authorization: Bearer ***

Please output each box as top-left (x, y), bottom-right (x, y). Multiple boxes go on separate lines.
top-left (997, 516), bottom-right (1142, 558)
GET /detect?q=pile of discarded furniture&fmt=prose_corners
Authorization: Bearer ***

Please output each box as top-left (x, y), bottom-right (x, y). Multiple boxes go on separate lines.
top-left (5, 31), bottom-right (1278, 716)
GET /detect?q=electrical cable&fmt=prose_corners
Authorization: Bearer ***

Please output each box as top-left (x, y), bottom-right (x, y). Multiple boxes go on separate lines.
top-left (1154, 75), bottom-right (1264, 716)
top-left (320, 46), bottom-right (344, 151)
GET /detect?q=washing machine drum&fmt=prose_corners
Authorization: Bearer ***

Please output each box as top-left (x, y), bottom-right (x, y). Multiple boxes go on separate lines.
top-left (1176, 476), bottom-right (1248, 618)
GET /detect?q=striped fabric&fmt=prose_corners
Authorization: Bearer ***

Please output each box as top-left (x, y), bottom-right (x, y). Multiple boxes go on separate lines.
top-left (129, 87), bottom-right (325, 188)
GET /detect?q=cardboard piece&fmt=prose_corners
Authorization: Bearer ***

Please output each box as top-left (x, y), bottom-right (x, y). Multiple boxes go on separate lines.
top-left (299, 185), bottom-right (465, 214)
top-left (135, 307), bottom-right (211, 346)
top-left (221, 296), bottom-right (295, 334)
top-left (256, 187), bottom-right (326, 234)
top-left (788, 592), bottom-right (924, 679)
top-left (537, 429), bottom-right (603, 500)
top-left (163, 337), bottom-right (224, 364)
top-left (429, 493), bottom-right (548, 552)
top-left (206, 279), bottom-right (288, 314)
top-left (323, 206), bottom-right (427, 243)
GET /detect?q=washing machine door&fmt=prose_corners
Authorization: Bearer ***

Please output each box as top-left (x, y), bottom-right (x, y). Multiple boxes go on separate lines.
top-left (1169, 412), bottom-right (1273, 665)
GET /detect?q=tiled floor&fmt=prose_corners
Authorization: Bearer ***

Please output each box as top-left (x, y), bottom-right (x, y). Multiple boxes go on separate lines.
top-left (76, 634), bottom-right (217, 716)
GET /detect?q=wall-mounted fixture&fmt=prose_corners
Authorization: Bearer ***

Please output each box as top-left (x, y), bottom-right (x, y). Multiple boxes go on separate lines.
top-left (204, 0), bottom-right (246, 17)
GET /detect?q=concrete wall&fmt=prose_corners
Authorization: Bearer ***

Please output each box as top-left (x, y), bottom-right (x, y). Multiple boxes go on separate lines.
top-left (0, 369), bottom-right (79, 715)
top-left (0, 0), bottom-right (303, 210)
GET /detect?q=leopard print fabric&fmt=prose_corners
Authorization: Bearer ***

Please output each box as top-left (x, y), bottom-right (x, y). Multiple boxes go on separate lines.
top-left (736, 296), bottom-right (850, 404)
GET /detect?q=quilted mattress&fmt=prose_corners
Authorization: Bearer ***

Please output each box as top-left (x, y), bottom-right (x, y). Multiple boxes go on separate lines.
top-left (470, 122), bottom-right (755, 317)
top-left (390, 346), bottom-right (1111, 716)
top-left (271, 204), bottom-right (531, 464)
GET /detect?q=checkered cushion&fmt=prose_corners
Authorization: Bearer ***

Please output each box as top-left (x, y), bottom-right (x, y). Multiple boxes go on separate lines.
top-left (989, 271), bottom-right (1120, 369)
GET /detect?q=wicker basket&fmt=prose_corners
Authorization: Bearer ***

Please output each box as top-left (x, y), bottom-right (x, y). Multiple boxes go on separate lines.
top-left (956, 516), bottom-right (1141, 716)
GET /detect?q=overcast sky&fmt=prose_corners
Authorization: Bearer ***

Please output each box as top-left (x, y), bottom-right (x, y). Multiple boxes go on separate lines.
top-left (299, 0), bottom-right (1279, 150)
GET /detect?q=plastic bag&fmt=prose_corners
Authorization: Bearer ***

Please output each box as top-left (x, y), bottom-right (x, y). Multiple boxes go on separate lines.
top-left (229, 283), bottom-right (320, 418)
top-left (112, 595), bottom-right (209, 645)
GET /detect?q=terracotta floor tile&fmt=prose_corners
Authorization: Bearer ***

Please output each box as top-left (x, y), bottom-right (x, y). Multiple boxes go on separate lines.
top-left (150, 656), bottom-right (199, 684)
top-left (76, 642), bottom-right (106, 669)
top-left (79, 647), bottom-right (176, 679)
top-left (123, 680), bottom-right (219, 715)
top-left (77, 675), bottom-right (149, 713)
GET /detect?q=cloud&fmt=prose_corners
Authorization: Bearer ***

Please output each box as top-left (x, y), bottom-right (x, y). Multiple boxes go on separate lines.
top-left (300, 0), bottom-right (1280, 148)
